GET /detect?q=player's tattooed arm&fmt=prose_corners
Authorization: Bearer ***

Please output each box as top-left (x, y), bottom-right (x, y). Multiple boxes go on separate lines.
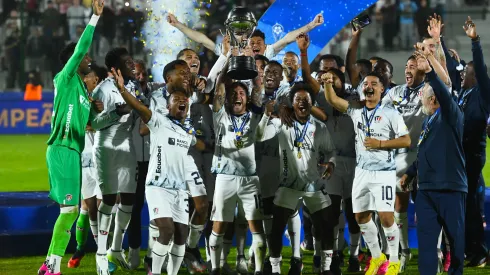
top-left (112, 67), bottom-right (152, 124)
top-left (213, 83), bottom-right (226, 112)
top-left (250, 77), bottom-right (263, 109)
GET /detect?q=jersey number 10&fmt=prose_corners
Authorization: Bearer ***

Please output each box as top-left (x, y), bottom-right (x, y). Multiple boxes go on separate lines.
top-left (381, 186), bottom-right (393, 201)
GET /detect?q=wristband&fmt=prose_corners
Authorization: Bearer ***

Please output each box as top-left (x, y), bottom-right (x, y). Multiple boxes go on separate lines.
top-left (300, 53), bottom-right (307, 57)
top-left (472, 35), bottom-right (480, 42)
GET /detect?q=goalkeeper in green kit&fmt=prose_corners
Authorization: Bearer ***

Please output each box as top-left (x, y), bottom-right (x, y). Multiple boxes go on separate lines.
top-left (37, 1), bottom-right (106, 274)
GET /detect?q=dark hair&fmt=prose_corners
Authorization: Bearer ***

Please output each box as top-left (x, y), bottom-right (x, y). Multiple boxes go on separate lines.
top-left (163, 59), bottom-right (188, 82)
top-left (133, 59), bottom-right (146, 69)
top-left (325, 68), bottom-right (346, 94)
top-left (356, 59), bottom-right (372, 71)
top-left (251, 29), bottom-right (265, 40)
top-left (407, 55), bottom-right (417, 62)
top-left (59, 42), bottom-right (77, 65)
top-left (374, 58), bottom-right (394, 75)
top-left (254, 54), bottom-right (269, 63)
top-left (364, 71), bottom-right (386, 89)
top-left (176, 48), bottom-right (197, 60)
top-left (228, 81), bottom-right (249, 96)
top-left (370, 56), bottom-right (383, 62)
top-left (105, 47), bottom-right (129, 69)
top-left (284, 51), bottom-right (299, 61)
top-left (319, 54), bottom-right (342, 68)
top-left (265, 60), bottom-right (283, 70)
top-left (90, 64), bottom-right (108, 82)
top-left (289, 82), bottom-right (316, 106)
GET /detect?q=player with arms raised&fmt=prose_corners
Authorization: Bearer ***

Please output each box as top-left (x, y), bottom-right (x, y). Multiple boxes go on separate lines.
top-left (111, 67), bottom-right (209, 275)
top-left (323, 72), bottom-right (411, 275)
top-left (37, 1), bottom-right (104, 275)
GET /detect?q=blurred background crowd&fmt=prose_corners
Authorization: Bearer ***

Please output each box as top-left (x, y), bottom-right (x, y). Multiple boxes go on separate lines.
top-left (0, 0), bottom-right (488, 91)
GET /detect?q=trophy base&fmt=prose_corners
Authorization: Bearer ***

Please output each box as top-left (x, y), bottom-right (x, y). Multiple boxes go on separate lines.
top-left (227, 56), bottom-right (258, 80)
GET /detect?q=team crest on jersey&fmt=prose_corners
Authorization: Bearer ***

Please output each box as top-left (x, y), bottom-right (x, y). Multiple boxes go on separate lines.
top-left (65, 194), bottom-right (72, 201)
top-left (375, 116), bottom-right (382, 122)
top-left (153, 208), bottom-right (159, 215)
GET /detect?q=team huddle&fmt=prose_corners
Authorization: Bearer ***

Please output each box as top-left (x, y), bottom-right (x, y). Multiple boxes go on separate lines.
top-left (37, 1), bottom-right (488, 275)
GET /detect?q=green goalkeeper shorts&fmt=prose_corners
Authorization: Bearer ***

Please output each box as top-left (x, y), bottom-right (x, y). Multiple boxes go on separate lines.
top-left (46, 145), bottom-right (81, 205)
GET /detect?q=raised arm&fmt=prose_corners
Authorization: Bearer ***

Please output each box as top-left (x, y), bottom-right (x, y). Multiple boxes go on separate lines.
top-left (256, 101), bottom-right (280, 142)
top-left (296, 33), bottom-right (320, 94)
top-left (417, 53), bottom-right (459, 121)
top-left (346, 27), bottom-right (363, 88)
top-left (416, 42), bottom-right (450, 86)
top-left (60, 0), bottom-right (103, 81)
top-left (464, 17), bottom-right (490, 105)
top-left (271, 13), bottom-right (324, 54)
top-left (112, 68), bottom-right (152, 124)
top-left (205, 36), bottom-right (231, 94)
top-left (427, 15), bottom-right (449, 80)
top-left (167, 13), bottom-right (216, 51)
top-left (440, 36), bottom-right (459, 73)
top-left (322, 81), bottom-right (349, 113)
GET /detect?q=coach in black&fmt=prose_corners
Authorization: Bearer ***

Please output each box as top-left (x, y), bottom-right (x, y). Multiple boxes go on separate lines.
top-left (457, 17), bottom-right (490, 267)
top-left (401, 52), bottom-right (467, 275)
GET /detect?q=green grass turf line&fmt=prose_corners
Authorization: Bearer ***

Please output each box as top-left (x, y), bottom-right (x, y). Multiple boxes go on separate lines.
top-left (0, 248), bottom-right (490, 275)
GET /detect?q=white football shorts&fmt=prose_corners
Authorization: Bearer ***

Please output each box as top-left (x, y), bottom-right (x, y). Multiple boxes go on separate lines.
top-left (185, 154), bottom-right (207, 198)
top-left (351, 167), bottom-right (396, 213)
top-left (146, 186), bottom-right (189, 225)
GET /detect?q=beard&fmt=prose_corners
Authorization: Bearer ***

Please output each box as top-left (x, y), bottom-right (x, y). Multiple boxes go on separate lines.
top-left (422, 104), bottom-right (432, 115)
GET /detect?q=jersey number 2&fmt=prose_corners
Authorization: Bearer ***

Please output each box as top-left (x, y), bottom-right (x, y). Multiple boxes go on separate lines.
top-left (191, 172), bottom-right (203, 185)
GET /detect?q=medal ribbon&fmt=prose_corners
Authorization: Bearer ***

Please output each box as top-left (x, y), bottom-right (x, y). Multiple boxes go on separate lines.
top-left (170, 117), bottom-right (195, 135)
top-left (231, 112), bottom-right (250, 141)
top-left (458, 87), bottom-right (474, 108)
top-left (362, 104), bottom-right (380, 137)
top-left (395, 82), bottom-right (425, 105)
top-left (418, 108), bottom-right (440, 146)
top-left (294, 120), bottom-right (310, 148)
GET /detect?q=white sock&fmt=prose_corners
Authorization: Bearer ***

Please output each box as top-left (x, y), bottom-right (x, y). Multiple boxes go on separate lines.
top-left (112, 204), bottom-right (118, 214)
top-left (205, 236), bottom-right (211, 262)
top-left (263, 216), bottom-right (273, 249)
top-left (314, 236), bottom-right (322, 256)
top-left (383, 223), bottom-right (400, 262)
top-left (187, 223), bottom-right (205, 249)
top-left (235, 221), bottom-right (248, 256)
top-left (252, 232), bottom-right (266, 272)
top-left (337, 211), bottom-right (346, 252)
top-left (49, 255), bottom-right (62, 273)
top-left (221, 239), bottom-right (232, 265)
top-left (288, 211), bottom-right (301, 258)
top-left (321, 250), bottom-right (333, 271)
top-left (437, 229), bottom-right (443, 249)
top-left (152, 241), bottom-right (169, 274)
top-left (349, 232), bottom-right (361, 257)
top-left (97, 202), bottom-right (113, 254)
top-left (209, 231), bottom-right (224, 270)
top-left (395, 211), bottom-right (409, 250)
top-left (270, 256), bottom-right (282, 274)
top-left (147, 223), bottom-right (159, 258)
top-left (359, 220), bottom-right (382, 258)
top-left (89, 219), bottom-right (98, 245)
top-left (167, 243), bottom-right (185, 275)
top-left (111, 204), bottom-right (133, 251)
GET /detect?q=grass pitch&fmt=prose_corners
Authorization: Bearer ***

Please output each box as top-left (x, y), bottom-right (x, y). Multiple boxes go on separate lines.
top-left (1, 247), bottom-right (490, 275)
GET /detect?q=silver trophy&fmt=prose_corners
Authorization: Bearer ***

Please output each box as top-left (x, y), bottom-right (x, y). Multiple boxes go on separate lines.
top-left (225, 7), bottom-right (258, 80)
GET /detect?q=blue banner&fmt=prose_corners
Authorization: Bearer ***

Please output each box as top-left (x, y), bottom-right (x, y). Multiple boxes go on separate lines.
top-left (0, 93), bottom-right (53, 134)
top-left (257, 0), bottom-right (377, 63)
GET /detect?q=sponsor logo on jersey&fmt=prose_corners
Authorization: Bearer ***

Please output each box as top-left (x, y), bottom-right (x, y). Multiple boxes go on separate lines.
top-left (153, 208), bottom-right (159, 215)
top-left (168, 137), bottom-right (190, 148)
top-left (156, 146), bottom-right (162, 173)
top-left (63, 104), bottom-right (74, 138)
top-left (375, 116), bottom-right (382, 122)
top-left (65, 194), bottom-right (72, 201)
top-left (282, 149), bottom-right (288, 177)
top-left (79, 95), bottom-right (90, 110)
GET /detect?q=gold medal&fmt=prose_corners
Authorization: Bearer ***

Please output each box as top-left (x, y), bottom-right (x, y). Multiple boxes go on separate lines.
top-left (236, 131), bottom-right (242, 137)
top-left (235, 140), bottom-right (244, 149)
top-left (297, 141), bottom-right (303, 148)
top-left (297, 151), bottom-right (302, 159)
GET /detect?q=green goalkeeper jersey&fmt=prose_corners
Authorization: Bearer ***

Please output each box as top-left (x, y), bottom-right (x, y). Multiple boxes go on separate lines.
top-left (47, 23), bottom-right (96, 153)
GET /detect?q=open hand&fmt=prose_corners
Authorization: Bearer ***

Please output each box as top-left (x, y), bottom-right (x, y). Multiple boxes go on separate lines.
top-left (111, 67), bottom-right (125, 91)
top-left (414, 52), bottom-right (432, 73)
top-left (427, 14), bottom-right (443, 39)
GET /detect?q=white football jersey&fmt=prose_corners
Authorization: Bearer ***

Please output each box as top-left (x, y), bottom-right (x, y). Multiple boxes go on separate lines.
top-left (145, 112), bottom-right (197, 190)
top-left (211, 107), bottom-right (261, 176)
top-left (82, 131), bottom-right (95, 168)
top-left (381, 83), bottom-right (426, 150)
top-left (316, 88), bottom-right (358, 158)
top-left (257, 116), bottom-right (336, 192)
top-left (347, 104), bottom-right (409, 171)
top-left (92, 78), bottom-right (139, 141)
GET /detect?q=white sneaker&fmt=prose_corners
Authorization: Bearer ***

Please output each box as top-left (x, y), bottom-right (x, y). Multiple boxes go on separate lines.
top-left (236, 256), bottom-right (249, 275)
top-left (108, 249), bottom-right (130, 270)
top-left (96, 253), bottom-right (111, 275)
top-left (399, 250), bottom-right (412, 273)
top-left (221, 262), bottom-right (237, 275)
top-left (128, 247), bottom-right (141, 270)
